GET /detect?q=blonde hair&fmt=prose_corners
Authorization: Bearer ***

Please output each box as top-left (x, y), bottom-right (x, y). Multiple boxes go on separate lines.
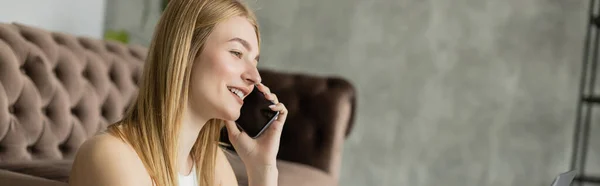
top-left (106, 0), bottom-right (260, 185)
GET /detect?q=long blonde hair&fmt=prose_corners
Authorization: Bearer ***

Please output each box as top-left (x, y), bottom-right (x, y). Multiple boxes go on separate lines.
top-left (106, 0), bottom-right (260, 185)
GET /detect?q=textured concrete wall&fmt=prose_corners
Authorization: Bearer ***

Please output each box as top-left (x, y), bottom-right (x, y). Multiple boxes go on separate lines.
top-left (252, 1), bottom-right (588, 185)
top-left (105, 0), bottom-right (590, 185)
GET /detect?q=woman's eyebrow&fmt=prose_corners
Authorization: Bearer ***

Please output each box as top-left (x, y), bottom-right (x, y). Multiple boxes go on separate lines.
top-left (229, 37), bottom-right (252, 51)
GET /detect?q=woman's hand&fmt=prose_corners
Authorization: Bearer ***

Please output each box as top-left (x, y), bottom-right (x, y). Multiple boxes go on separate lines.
top-left (224, 83), bottom-right (288, 185)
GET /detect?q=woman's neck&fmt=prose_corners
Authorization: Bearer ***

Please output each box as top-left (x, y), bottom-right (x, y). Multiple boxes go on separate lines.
top-left (178, 107), bottom-right (208, 175)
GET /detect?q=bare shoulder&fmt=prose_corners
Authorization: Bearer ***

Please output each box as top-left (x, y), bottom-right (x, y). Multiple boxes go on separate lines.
top-left (216, 148), bottom-right (239, 186)
top-left (69, 133), bottom-right (152, 186)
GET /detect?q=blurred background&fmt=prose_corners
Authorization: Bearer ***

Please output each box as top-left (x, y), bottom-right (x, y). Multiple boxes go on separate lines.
top-left (0, 0), bottom-right (594, 186)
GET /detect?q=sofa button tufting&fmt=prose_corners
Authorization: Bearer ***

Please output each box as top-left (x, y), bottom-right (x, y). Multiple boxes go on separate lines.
top-left (59, 143), bottom-right (69, 153)
top-left (26, 145), bottom-right (37, 154)
top-left (82, 69), bottom-right (90, 79)
top-left (132, 75), bottom-right (139, 85)
top-left (70, 107), bottom-right (77, 115)
top-left (53, 66), bottom-right (59, 77)
top-left (101, 108), bottom-right (108, 118)
top-left (53, 35), bottom-right (64, 45)
top-left (109, 70), bottom-right (117, 83)
top-left (8, 105), bottom-right (15, 114)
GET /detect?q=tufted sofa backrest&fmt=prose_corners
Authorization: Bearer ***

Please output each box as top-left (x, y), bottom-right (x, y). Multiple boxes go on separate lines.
top-left (0, 23), bottom-right (146, 162)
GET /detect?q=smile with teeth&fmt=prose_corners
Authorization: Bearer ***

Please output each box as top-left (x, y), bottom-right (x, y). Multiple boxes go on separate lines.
top-left (228, 87), bottom-right (244, 99)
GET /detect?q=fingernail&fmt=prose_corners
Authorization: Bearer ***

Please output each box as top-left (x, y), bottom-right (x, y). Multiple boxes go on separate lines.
top-left (269, 105), bottom-right (276, 108)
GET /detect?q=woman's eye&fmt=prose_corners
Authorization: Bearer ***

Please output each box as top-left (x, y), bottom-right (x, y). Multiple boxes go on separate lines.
top-left (230, 51), bottom-right (242, 58)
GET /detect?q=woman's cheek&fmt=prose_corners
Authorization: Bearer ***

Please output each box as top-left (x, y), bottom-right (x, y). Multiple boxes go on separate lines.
top-left (217, 55), bottom-right (243, 75)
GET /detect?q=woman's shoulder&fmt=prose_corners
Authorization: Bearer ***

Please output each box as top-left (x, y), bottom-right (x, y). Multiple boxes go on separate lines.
top-left (69, 133), bottom-right (152, 186)
top-left (216, 148), bottom-right (239, 186)
top-left (76, 133), bottom-right (137, 159)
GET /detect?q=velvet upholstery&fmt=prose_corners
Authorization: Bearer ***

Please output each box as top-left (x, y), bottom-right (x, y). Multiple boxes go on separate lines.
top-left (0, 22), bottom-right (356, 185)
top-left (0, 22), bottom-right (145, 162)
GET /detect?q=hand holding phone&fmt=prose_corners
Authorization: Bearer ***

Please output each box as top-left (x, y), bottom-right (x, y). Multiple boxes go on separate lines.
top-left (223, 83), bottom-right (289, 172)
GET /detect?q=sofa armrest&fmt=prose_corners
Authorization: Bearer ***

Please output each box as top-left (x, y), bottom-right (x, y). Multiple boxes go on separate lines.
top-left (0, 169), bottom-right (67, 186)
top-left (272, 73), bottom-right (356, 181)
top-left (321, 87), bottom-right (354, 181)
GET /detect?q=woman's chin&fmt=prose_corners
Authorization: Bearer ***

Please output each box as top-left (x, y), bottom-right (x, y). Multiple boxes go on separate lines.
top-left (218, 110), bottom-right (240, 121)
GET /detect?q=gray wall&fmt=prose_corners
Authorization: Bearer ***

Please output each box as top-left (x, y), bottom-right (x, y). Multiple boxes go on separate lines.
top-left (106, 0), bottom-right (590, 185)
top-left (0, 0), bottom-right (106, 38)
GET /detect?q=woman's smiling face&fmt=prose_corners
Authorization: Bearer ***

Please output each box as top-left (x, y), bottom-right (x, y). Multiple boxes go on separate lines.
top-left (188, 16), bottom-right (261, 121)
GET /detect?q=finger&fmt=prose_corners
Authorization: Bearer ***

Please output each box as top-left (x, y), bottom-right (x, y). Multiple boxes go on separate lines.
top-left (224, 120), bottom-right (241, 137)
top-left (266, 93), bottom-right (279, 104)
top-left (256, 83), bottom-right (271, 95)
top-left (257, 83), bottom-right (278, 103)
top-left (262, 104), bottom-right (288, 140)
top-left (269, 103), bottom-right (288, 123)
top-left (224, 120), bottom-right (254, 150)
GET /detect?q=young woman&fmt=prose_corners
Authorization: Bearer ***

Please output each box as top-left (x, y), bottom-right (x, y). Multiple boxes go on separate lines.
top-left (68, 0), bottom-right (288, 186)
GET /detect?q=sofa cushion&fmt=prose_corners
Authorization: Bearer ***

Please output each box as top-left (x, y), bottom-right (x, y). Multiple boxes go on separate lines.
top-left (0, 160), bottom-right (72, 183)
top-left (0, 169), bottom-right (67, 186)
top-left (0, 151), bottom-right (337, 186)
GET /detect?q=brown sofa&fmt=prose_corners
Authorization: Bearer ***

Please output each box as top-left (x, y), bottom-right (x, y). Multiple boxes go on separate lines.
top-left (0, 22), bottom-right (356, 186)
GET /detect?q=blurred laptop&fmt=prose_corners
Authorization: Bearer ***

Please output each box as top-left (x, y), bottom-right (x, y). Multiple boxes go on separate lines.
top-left (551, 170), bottom-right (576, 186)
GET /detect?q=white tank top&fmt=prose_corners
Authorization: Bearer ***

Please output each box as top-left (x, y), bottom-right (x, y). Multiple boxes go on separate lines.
top-left (178, 166), bottom-right (198, 186)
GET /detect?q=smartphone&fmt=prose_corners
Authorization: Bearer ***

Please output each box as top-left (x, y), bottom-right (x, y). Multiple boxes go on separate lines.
top-left (234, 85), bottom-right (280, 138)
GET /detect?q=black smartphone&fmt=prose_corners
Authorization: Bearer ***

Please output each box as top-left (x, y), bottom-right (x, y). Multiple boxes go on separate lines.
top-left (234, 85), bottom-right (280, 138)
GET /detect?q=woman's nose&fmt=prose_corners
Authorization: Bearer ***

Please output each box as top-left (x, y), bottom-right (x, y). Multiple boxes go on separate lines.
top-left (242, 67), bottom-right (261, 85)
